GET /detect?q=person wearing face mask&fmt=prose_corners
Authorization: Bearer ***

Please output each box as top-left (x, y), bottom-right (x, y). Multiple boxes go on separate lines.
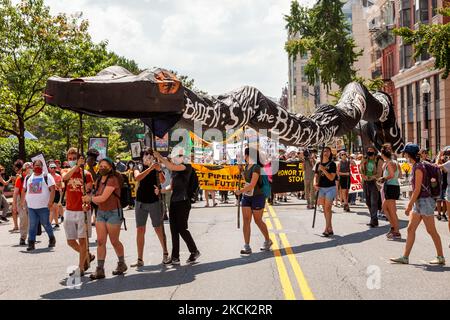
top-left (337, 152), bottom-right (351, 212)
top-left (12, 161), bottom-right (30, 245)
top-left (0, 165), bottom-right (12, 223)
top-left (129, 149), bottom-right (169, 268)
top-left (153, 149), bottom-right (201, 265)
top-left (61, 148), bottom-right (95, 275)
top-left (125, 160), bottom-right (137, 210)
top-left (20, 160), bottom-right (56, 251)
top-left (48, 163), bottom-right (63, 229)
top-left (86, 149), bottom-right (100, 226)
top-left (391, 144), bottom-right (445, 265)
top-left (83, 158), bottom-right (127, 279)
top-left (360, 147), bottom-right (383, 228)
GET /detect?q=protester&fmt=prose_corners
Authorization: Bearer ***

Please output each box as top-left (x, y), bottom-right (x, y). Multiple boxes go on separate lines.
top-left (303, 149), bottom-right (317, 209)
top-left (48, 163), bottom-right (63, 229)
top-left (12, 161), bottom-right (31, 245)
top-left (86, 148), bottom-right (100, 226)
top-left (435, 151), bottom-right (448, 221)
top-left (161, 158), bottom-right (172, 219)
top-left (154, 149), bottom-right (201, 265)
top-left (314, 147), bottom-right (337, 237)
top-left (235, 147), bottom-right (272, 255)
top-left (21, 160), bottom-right (56, 251)
top-left (379, 144), bottom-right (401, 240)
top-left (360, 147), bottom-right (383, 228)
top-left (419, 149), bottom-right (431, 162)
top-left (337, 152), bottom-right (351, 212)
top-left (0, 165), bottom-right (11, 223)
top-left (83, 158), bottom-right (127, 280)
top-left (130, 149), bottom-right (170, 268)
top-left (391, 144), bottom-right (445, 265)
top-left (115, 156), bottom-right (127, 173)
top-left (125, 160), bottom-right (137, 209)
top-left (348, 154), bottom-right (357, 205)
top-left (61, 148), bottom-right (95, 276)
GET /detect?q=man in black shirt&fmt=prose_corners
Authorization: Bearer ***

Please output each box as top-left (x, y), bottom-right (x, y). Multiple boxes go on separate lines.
top-left (130, 149), bottom-right (169, 268)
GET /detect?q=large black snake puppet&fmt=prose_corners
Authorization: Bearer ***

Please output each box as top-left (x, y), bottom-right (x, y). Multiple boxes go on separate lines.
top-left (45, 66), bottom-right (404, 152)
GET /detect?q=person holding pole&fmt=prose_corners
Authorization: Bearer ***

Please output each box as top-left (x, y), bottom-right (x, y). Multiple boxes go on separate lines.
top-left (61, 148), bottom-right (95, 276)
top-left (235, 147), bottom-right (272, 256)
top-left (314, 147), bottom-right (337, 237)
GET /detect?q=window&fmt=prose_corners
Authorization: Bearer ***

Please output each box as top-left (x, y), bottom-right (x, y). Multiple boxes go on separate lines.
top-left (302, 87), bottom-right (309, 99)
top-left (415, 81), bottom-right (421, 121)
top-left (401, 7), bottom-right (411, 27)
top-left (301, 66), bottom-right (308, 83)
top-left (400, 45), bottom-right (413, 69)
top-left (417, 121), bottom-right (421, 144)
top-left (415, 0), bottom-right (429, 24)
top-left (432, 0), bottom-right (438, 16)
top-left (435, 118), bottom-right (441, 153)
top-left (434, 74), bottom-right (440, 119)
top-left (407, 84), bottom-right (414, 123)
top-left (401, 87), bottom-right (406, 140)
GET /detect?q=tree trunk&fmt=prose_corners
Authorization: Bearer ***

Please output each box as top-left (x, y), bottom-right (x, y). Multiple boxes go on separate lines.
top-left (18, 115), bottom-right (26, 161)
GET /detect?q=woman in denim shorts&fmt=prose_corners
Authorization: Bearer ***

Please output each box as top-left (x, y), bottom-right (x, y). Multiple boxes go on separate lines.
top-left (314, 147), bottom-right (337, 237)
top-left (391, 144), bottom-right (445, 265)
top-left (235, 148), bottom-right (272, 256)
top-left (83, 158), bottom-right (128, 279)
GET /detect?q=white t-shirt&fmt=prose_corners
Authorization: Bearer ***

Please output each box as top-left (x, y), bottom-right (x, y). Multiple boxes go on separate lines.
top-left (443, 161), bottom-right (450, 185)
top-left (24, 174), bottom-right (55, 209)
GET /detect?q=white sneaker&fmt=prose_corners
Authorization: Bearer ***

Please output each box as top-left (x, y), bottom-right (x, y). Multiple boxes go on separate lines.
top-left (260, 240), bottom-right (273, 251)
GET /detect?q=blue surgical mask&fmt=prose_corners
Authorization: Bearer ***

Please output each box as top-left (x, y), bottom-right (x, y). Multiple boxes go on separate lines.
top-left (69, 161), bottom-right (77, 168)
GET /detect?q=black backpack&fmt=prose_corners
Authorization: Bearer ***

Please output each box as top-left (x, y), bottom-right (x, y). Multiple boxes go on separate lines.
top-left (187, 165), bottom-right (200, 203)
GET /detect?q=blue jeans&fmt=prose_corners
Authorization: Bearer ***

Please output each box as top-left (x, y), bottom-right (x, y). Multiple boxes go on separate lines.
top-left (28, 207), bottom-right (54, 242)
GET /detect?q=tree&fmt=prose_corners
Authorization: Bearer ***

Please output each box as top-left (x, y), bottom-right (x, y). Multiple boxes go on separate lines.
top-left (285, 0), bottom-right (363, 91)
top-left (394, 7), bottom-right (450, 79)
top-left (0, 0), bottom-right (119, 160)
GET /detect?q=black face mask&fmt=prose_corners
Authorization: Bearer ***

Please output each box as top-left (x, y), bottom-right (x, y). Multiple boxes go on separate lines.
top-left (367, 152), bottom-right (375, 157)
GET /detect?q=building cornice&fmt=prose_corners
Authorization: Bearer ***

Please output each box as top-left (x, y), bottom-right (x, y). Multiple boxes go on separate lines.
top-left (391, 59), bottom-right (441, 88)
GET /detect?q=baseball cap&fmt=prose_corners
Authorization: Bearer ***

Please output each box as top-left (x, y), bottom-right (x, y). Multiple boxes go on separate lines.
top-left (401, 143), bottom-right (420, 155)
top-left (49, 163), bottom-right (57, 169)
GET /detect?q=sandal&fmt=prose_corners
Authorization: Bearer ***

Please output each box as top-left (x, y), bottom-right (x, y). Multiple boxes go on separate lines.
top-left (84, 253), bottom-right (96, 271)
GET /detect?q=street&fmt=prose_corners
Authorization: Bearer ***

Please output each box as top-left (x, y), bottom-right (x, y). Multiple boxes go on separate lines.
top-left (1, 197), bottom-right (450, 300)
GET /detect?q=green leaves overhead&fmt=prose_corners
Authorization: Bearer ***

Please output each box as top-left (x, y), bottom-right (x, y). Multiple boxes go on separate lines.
top-left (285, 0), bottom-right (363, 90)
top-left (394, 8), bottom-right (450, 79)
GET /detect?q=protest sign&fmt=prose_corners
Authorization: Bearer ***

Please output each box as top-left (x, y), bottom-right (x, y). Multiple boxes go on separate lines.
top-left (271, 161), bottom-right (304, 193)
top-left (192, 164), bottom-right (245, 191)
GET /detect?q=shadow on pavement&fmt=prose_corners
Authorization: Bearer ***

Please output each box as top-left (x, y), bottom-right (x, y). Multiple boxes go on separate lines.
top-left (41, 251), bottom-right (274, 300)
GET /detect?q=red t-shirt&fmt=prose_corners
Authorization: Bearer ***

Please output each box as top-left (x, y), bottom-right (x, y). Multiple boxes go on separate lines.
top-left (15, 174), bottom-right (26, 195)
top-left (64, 169), bottom-right (93, 211)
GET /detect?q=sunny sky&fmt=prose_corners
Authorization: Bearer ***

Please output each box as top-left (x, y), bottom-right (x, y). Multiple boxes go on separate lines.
top-left (38, 0), bottom-right (315, 98)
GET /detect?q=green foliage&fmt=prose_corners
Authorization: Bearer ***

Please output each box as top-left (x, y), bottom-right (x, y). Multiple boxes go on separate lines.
top-left (0, 137), bottom-right (62, 174)
top-left (394, 8), bottom-right (450, 79)
top-left (285, 0), bottom-right (363, 91)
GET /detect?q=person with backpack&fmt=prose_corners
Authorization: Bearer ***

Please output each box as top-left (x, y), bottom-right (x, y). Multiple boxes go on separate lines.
top-left (61, 148), bottom-right (95, 276)
top-left (391, 144), bottom-right (445, 265)
top-left (379, 144), bottom-right (401, 240)
top-left (83, 158), bottom-right (128, 279)
top-left (20, 160), bottom-right (56, 251)
top-left (235, 147), bottom-right (272, 256)
top-left (435, 151), bottom-right (448, 221)
top-left (153, 149), bottom-right (201, 265)
top-left (130, 149), bottom-right (170, 268)
top-left (360, 147), bottom-right (383, 228)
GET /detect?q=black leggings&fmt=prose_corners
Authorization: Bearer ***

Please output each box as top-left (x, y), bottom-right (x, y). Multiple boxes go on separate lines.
top-left (169, 200), bottom-right (198, 259)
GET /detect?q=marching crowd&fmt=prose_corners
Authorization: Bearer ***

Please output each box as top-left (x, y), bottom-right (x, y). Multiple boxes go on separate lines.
top-left (1, 141), bottom-right (450, 281)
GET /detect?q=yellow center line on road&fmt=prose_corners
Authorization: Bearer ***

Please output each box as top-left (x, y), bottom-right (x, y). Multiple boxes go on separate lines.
top-left (269, 233), bottom-right (296, 300)
top-left (265, 218), bottom-right (274, 230)
top-left (279, 233), bottom-right (315, 300)
top-left (268, 204), bottom-right (316, 301)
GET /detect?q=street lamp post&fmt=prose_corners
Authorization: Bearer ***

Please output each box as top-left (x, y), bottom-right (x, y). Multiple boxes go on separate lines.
top-left (421, 79), bottom-right (431, 151)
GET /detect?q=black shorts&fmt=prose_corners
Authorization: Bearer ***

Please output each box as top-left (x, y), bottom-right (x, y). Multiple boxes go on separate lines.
top-left (53, 191), bottom-right (61, 204)
top-left (384, 185), bottom-right (400, 200)
top-left (339, 176), bottom-right (350, 190)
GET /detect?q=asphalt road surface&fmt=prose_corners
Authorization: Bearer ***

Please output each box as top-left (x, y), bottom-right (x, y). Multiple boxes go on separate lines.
top-left (1, 196), bottom-right (450, 300)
